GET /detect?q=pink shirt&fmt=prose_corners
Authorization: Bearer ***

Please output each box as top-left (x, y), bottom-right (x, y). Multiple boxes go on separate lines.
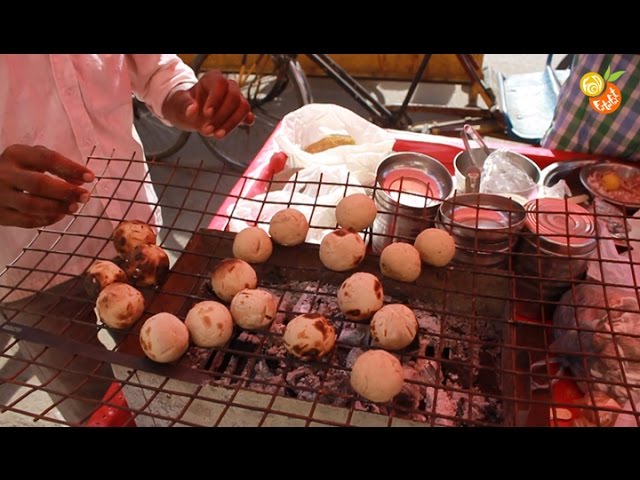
top-left (0, 54), bottom-right (197, 301)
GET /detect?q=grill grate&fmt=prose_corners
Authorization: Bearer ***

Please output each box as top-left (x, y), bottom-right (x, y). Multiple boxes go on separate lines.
top-left (1, 150), bottom-right (639, 427)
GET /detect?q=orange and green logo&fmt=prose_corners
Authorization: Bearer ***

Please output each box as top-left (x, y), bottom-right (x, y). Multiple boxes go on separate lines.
top-left (580, 66), bottom-right (625, 114)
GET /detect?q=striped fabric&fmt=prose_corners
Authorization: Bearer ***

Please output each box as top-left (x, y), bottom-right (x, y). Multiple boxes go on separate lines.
top-left (541, 54), bottom-right (640, 161)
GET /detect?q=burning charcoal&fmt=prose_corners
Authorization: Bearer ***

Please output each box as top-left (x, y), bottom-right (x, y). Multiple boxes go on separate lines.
top-left (345, 347), bottom-right (366, 368)
top-left (338, 323), bottom-right (369, 346)
top-left (285, 366), bottom-right (322, 401)
top-left (393, 367), bottom-right (425, 412)
top-left (354, 400), bottom-right (383, 415)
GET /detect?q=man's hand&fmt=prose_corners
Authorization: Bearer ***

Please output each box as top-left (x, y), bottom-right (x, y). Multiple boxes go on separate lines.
top-left (0, 145), bottom-right (94, 228)
top-left (162, 70), bottom-right (255, 139)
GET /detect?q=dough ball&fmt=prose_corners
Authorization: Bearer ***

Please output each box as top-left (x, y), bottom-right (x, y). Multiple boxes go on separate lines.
top-left (337, 272), bottom-right (384, 321)
top-left (350, 350), bottom-right (404, 403)
top-left (210, 259), bottom-right (258, 302)
top-left (283, 313), bottom-right (336, 360)
top-left (185, 301), bottom-right (234, 348)
top-left (336, 193), bottom-right (377, 231)
top-left (139, 312), bottom-right (189, 363)
top-left (232, 227), bottom-right (273, 264)
top-left (370, 304), bottom-right (418, 350)
top-left (380, 243), bottom-right (421, 282)
top-left (319, 229), bottom-right (365, 272)
top-left (414, 228), bottom-right (456, 267)
top-left (96, 282), bottom-right (144, 329)
top-left (269, 208), bottom-right (309, 246)
top-left (230, 289), bottom-right (276, 330)
top-left (84, 260), bottom-right (128, 298)
top-left (124, 244), bottom-right (170, 287)
top-left (303, 134), bottom-right (355, 153)
top-left (112, 220), bottom-right (156, 258)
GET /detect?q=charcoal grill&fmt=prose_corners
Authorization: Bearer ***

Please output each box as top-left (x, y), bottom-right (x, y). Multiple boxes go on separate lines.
top-left (0, 139), bottom-right (638, 427)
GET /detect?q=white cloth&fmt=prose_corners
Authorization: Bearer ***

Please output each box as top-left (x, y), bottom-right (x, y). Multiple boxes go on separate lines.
top-left (0, 54), bottom-right (197, 301)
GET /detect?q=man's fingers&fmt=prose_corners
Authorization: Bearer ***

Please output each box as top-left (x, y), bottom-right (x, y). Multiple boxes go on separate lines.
top-left (14, 145), bottom-right (94, 184)
top-left (3, 191), bottom-right (78, 216)
top-left (0, 207), bottom-right (65, 229)
top-left (217, 103), bottom-right (252, 138)
top-left (202, 75), bottom-right (228, 116)
top-left (209, 86), bottom-right (241, 132)
top-left (14, 171), bottom-right (91, 204)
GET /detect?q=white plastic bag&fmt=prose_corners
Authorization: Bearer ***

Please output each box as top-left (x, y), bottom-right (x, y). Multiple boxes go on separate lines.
top-left (228, 165), bottom-right (367, 244)
top-left (273, 103), bottom-right (395, 187)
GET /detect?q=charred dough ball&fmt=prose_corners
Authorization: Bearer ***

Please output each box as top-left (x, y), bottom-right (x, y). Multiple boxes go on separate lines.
top-left (96, 282), bottom-right (144, 329)
top-left (336, 193), bottom-right (377, 231)
top-left (269, 208), bottom-right (309, 246)
top-left (112, 220), bottom-right (156, 258)
top-left (350, 350), bottom-right (404, 403)
top-left (337, 272), bottom-right (384, 321)
top-left (84, 260), bottom-right (128, 298)
top-left (283, 313), bottom-right (336, 360)
top-left (414, 228), bottom-right (456, 267)
top-left (210, 258), bottom-right (258, 302)
top-left (370, 304), bottom-right (418, 350)
top-left (319, 229), bottom-right (366, 272)
top-left (185, 301), bottom-right (234, 348)
top-left (230, 289), bottom-right (277, 330)
top-left (140, 313), bottom-right (189, 363)
top-left (232, 227), bottom-right (273, 264)
top-left (125, 244), bottom-right (170, 287)
top-left (380, 243), bottom-right (421, 282)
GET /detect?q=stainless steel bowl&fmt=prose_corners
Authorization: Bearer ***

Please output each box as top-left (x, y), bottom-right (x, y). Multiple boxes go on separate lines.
top-left (438, 193), bottom-right (526, 243)
top-left (454, 148), bottom-right (541, 199)
top-left (437, 193), bottom-right (526, 267)
top-left (372, 152), bottom-right (453, 252)
top-left (579, 162), bottom-right (640, 210)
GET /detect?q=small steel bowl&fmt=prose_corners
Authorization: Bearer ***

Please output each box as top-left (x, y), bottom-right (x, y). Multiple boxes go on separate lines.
top-left (438, 193), bottom-right (527, 244)
top-left (371, 152), bottom-right (453, 252)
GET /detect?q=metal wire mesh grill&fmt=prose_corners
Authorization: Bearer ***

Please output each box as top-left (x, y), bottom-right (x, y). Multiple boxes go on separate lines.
top-left (1, 150), bottom-right (639, 427)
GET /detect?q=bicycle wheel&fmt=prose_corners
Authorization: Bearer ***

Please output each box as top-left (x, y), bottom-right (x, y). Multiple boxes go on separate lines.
top-left (191, 54), bottom-right (312, 171)
top-left (132, 97), bottom-right (191, 160)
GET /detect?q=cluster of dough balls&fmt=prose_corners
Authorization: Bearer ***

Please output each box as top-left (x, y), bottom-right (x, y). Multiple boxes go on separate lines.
top-left (350, 350), bottom-right (404, 403)
top-left (337, 272), bottom-right (384, 321)
top-left (107, 220), bottom-right (170, 288)
top-left (112, 220), bottom-right (156, 258)
top-left (379, 242), bottom-right (421, 282)
top-left (269, 208), bottom-right (309, 246)
top-left (319, 229), bottom-right (365, 272)
top-left (125, 244), bottom-right (170, 287)
top-left (370, 304), bottom-right (418, 350)
top-left (232, 227), bottom-right (273, 264)
top-left (283, 313), bottom-right (336, 360)
top-left (414, 228), bottom-right (455, 267)
top-left (96, 282), bottom-right (145, 329)
top-left (335, 193), bottom-right (377, 231)
top-left (210, 258), bottom-right (258, 302)
top-left (139, 312), bottom-right (189, 363)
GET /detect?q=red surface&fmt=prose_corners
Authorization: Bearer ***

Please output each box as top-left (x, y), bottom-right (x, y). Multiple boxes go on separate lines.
top-left (86, 382), bottom-right (136, 427)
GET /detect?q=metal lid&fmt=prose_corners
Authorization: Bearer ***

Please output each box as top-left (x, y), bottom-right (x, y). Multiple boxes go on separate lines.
top-left (375, 152), bottom-right (453, 210)
top-left (524, 198), bottom-right (596, 256)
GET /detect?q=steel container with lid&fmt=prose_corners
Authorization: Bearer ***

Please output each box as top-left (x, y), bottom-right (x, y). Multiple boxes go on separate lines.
top-left (514, 198), bottom-right (596, 318)
top-left (371, 152), bottom-right (453, 253)
top-left (437, 193), bottom-right (526, 268)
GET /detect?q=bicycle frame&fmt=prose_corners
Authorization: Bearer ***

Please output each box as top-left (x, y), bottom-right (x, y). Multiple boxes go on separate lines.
top-left (298, 53), bottom-right (502, 135)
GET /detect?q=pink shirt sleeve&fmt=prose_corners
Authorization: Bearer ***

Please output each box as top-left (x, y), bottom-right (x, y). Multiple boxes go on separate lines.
top-left (126, 54), bottom-right (197, 124)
